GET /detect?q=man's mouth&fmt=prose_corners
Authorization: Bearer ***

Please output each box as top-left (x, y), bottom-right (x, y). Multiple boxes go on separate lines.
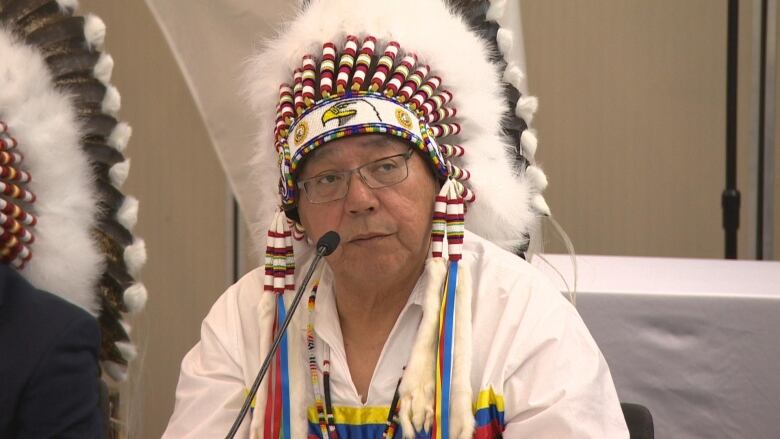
top-left (349, 233), bottom-right (391, 243)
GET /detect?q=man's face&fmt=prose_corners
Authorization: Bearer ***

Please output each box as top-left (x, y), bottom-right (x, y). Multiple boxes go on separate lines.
top-left (297, 134), bottom-right (437, 282)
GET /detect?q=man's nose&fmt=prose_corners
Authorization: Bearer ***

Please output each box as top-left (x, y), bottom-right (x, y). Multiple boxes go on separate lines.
top-left (344, 171), bottom-right (378, 214)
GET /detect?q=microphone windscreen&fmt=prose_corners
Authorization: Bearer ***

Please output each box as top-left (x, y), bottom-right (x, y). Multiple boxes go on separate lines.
top-left (317, 231), bottom-right (341, 256)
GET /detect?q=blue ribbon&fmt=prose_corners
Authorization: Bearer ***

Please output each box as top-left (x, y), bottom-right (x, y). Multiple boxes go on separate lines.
top-left (277, 294), bottom-right (292, 439)
top-left (440, 260), bottom-right (459, 439)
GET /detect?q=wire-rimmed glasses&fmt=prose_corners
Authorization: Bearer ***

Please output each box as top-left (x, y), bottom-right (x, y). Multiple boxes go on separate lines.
top-left (297, 148), bottom-right (415, 204)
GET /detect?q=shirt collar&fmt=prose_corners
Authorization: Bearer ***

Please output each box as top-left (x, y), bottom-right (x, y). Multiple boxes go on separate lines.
top-left (312, 259), bottom-right (433, 345)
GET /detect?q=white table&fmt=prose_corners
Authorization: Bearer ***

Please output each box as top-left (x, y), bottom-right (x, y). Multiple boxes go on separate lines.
top-left (534, 254), bottom-right (780, 439)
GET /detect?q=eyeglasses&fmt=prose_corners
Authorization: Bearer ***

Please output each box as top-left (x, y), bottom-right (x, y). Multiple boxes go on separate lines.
top-left (297, 149), bottom-right (415, 204)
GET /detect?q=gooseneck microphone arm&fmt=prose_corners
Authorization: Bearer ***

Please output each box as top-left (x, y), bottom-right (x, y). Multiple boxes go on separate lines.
top-left (225, 231), bottom-right (340, 439)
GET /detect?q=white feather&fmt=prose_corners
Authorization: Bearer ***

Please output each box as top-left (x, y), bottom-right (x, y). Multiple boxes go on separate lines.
top-left (0, 29), bottom-right (102, 314)
top-left (120, 320), bottom-right (132, 335)
top-left (84, 14), bottom-right (106, 50)
top-left (503, 62), bottom-right (525, 90)
top-left (117, 196), bottom-right (139, 230)
top-left (56, 0), bottom-right (78, 13)
top-left (496, 28), bottom-right (513, 57)
top-left (109, 159), bottom-right (130, 188)
top-left (123, 283), bottom-right (147, 313)
top-left (525, 165), bottom-right (548, 191)
top-left (108, 121), bottom-right (132, 152)
top-left (520, 129), bottom-right (538, 159)
top-left (532, 194), bottom-right (551, 216)
top-left (102, 85), bottom-right (121, 115)
top-left (103, 361), bottom-right (127, 382)
top-left (486, 0), bottom-right (508, 22)
top-left (115, 341), bottom-right (137, 362)
top-left (515, 95), bottom-right (538, 123)
top-left (124, 238), bottom-right (147, 276)
top-left (93, 53), bottom-right (114, 85)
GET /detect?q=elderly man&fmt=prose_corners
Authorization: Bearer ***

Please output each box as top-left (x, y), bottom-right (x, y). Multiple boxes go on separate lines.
top-left (164, 0), bottom-right (629, 438)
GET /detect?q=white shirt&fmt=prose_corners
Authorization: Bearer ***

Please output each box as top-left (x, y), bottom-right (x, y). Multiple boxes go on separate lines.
top-left (163, 231), bottom-right (629, 438)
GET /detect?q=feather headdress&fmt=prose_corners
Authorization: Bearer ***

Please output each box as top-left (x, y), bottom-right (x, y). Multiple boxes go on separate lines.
top-left (0, 0), bottom-right (146, 385)
top-left (246, 0), bottom-right (548, 251)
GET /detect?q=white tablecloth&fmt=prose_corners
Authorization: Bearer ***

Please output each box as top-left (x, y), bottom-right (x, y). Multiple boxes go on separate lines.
top-left (534, 254), bottom-right (780, 439)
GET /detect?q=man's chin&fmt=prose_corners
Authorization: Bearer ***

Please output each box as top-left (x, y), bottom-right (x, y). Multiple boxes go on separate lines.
top-left (337, 253), bottom-right (407, 276)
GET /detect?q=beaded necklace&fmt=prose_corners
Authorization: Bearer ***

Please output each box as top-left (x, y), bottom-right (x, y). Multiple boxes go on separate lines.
top-left (306, 280), bottom-right (404, 438)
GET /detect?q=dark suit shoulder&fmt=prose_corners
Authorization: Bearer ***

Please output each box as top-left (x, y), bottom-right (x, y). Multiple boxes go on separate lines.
top-left (0, 265), bottom-right (98, 335)
top-left (0, 265), bottom-right (102, 438)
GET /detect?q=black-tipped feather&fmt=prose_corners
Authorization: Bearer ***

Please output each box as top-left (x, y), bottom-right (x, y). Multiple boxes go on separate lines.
top-left (47, 49), bottom-right (101, 78)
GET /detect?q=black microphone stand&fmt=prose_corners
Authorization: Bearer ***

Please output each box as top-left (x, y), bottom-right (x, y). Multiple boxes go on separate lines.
top-left (225, 231), bottom-right (340, 439)
top-left (722, 0), bottom-right (741, 259)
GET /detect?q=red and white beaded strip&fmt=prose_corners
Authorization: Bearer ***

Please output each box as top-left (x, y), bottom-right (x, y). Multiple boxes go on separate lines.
top-left (264, 212), bottom-right (295, 294)
top-left (0, 122), bottom-right (36, 269)
top-left (397, 64), bottom-right (429, 103)
top-left (319, 42), bottom-right (337, 98)
top-left (384, 53), bottom-right (417, 97)
top-left (369, 41), bottom-right (400, 92)
top-left (301, 55), bottom-right (317, 107)
top-left (336, 35), bottom-right (359, 94)
top-left (351, 36), bottom-right (376, 91)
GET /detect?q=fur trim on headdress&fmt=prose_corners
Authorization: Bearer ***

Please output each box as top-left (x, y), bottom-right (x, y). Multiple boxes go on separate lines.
top-left (398, 258), bottom-right (446, 435)
top-left (450, 263), bottom-right (474, 438)
top-left (0, 29), bottom-right (103, 314)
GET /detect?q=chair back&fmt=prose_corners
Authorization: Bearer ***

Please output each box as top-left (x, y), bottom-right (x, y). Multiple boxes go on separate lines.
top-left (621, 402), bottom-right (654, 439)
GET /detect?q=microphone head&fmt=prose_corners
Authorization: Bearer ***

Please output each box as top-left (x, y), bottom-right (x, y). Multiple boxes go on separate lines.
top-left (316, 231), bottom-right (341, 256)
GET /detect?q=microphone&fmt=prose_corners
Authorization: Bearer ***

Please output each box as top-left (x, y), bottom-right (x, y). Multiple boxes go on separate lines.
top-left (316, 230), bottom-right (340, 256)
top-left (225, 231), bottom-right (340, 439)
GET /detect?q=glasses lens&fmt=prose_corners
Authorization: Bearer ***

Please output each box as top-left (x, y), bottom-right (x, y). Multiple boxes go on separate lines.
top-left (304, 173), bottom-right (347, 203)
top-left (361, 154), bottom-right (409, 188)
